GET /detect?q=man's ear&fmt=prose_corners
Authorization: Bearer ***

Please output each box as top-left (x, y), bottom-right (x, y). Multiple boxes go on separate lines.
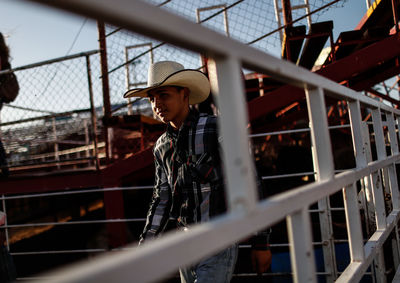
top-left (182, 87), bottom-right (190, 99)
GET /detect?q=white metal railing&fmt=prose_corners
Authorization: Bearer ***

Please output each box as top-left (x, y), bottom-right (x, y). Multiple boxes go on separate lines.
top-left (24, 1), bottom-right (400, 283)
top-left (1, 181), bottom-right (349, 280)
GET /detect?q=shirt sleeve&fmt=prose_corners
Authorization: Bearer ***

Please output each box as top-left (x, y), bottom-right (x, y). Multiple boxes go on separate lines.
top-left (139, 149), bottom-right (172, 245)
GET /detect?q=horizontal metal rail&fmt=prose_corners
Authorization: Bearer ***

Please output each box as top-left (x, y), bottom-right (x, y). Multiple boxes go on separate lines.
top-left (249, 124), bottom-right (351, 138)
top-left (16, 142), bottom-right (105, 161)
top-left (262, 172), bottom-right (315, 180)
top-left (0, 108), bottom-right (94, 127)
top-left (25, 153), bottom-right (400, 283)
top-left (22, 1), bottom-right (400, 283)
top-left (0, 186), bottom-right (153, 200)
top-left (3, 218), bottom-right (147, 229)
top-left (0, 50), bottom-right (100, 75)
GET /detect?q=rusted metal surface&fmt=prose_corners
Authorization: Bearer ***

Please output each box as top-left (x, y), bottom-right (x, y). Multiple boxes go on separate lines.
top-left (0, 147), bottom-right (154, 195)
top-left (248, 33), bottom-right (400, 122)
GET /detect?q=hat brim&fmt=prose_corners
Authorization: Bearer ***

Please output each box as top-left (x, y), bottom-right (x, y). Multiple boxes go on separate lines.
top-left (123, 69), bottom-right (210, 105)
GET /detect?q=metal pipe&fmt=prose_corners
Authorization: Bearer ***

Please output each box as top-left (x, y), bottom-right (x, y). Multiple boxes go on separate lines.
top-left (392, 0), bottom-right (399, 33)
top-left (97, 21), bottom-right (112, 163)
top-left (3, 218), bottom-right (147, 229)
top-left (1, 196), bottom-right (9, 251)
top-left (0, 108), bottom-right (92, 127)
top-left (85, 55), bottom-right (100, 170)
top-left (0, 50), bottom-right (99, 75)
top-left (52, 117), bottom-right (60, 169)
top-left (281, 0), bottom-right (293, 27)
top-left (0, 186), bottom-right (153, 200)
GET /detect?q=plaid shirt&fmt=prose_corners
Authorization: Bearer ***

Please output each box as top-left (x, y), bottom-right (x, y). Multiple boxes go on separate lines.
top-left (140, 110), bottom-right (269, 246)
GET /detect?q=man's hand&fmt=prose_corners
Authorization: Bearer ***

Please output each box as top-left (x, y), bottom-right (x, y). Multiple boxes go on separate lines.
top-left (251, 249), bottom-right (272, 275)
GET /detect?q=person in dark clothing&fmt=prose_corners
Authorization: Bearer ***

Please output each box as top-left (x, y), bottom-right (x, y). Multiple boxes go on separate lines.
top-left (0, 33), bottom-right (16, 282)
top-left (0, 33), bottom-right (10, 178)
top-left (124, 61), bottom-right (270, 283)
top-left (0, 212), bottom-right (16, 283)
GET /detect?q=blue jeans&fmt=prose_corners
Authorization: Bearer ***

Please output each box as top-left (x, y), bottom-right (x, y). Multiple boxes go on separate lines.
top-left (179, 244), bottom-right (238, 283)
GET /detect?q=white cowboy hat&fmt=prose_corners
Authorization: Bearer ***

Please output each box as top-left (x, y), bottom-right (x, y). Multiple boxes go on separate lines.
top-left (123, 61), bottom-right (210, 105)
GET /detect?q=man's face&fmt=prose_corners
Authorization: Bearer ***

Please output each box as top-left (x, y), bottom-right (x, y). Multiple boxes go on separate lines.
top-left (148, 86), bottom-right (189, 125)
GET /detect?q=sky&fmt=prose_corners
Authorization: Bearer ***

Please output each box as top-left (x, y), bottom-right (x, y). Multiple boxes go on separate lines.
top-left (0, 0), bottom-right (98, 67)
top-left (0, 0), bottom-right (369, 68)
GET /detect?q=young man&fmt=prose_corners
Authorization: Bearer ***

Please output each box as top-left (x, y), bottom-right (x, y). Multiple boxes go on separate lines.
top-left (124, 61), bottom-right (270, 283)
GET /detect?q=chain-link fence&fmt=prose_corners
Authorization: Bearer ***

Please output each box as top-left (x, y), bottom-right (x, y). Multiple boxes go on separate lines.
top-left (0, 51), bottom-right (104, 171)
top-left (0, 0), bottom-right (350, 173)
top-left (104, 0), bottom-right (348, 113)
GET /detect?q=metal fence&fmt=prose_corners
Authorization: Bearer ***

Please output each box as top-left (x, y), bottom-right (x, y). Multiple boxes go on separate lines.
top-left (0, 123), bottom-right (376, 281)
top-left (0, 0), bottom-right (360, 173)
top-left (18, 1), bottom-right (400, 283)
top-left (0, 51), bottom-right (105, 171)
top-left (103, 0), bottom-right (347, 113)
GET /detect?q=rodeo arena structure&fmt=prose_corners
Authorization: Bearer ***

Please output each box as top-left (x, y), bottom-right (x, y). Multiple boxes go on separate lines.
top-left (1, 0), bottom-right (400, 282)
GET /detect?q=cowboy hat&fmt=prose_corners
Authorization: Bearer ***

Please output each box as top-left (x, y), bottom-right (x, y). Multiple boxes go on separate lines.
top-left (123, 61), bottom-right (210, 105)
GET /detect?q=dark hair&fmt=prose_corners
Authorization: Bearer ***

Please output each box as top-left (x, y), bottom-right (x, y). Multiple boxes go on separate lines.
top-left (0, 33), bottom-right (10, 69)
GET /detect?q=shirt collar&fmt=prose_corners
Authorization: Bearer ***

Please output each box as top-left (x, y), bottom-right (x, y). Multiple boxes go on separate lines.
top-left (166, 109), bottom-right (199, 139)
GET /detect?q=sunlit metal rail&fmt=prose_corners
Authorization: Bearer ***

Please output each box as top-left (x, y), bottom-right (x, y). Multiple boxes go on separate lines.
top-left (20, 0), bottom-right (400, 282)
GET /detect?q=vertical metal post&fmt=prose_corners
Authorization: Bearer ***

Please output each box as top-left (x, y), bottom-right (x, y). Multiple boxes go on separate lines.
top-left (281, 0), bottom-right (293, 27)
top-left (305, 87), bottom-right (334, 180)
top-left (391, 0), bottom-right (399, 33)
top-left (397, 116), bottom-right (400, 145)
top-left (124, 47), bottom-right (133, 116)
top-left (385, 112), bottom-right (400, 268)
top-left (371, 108), bottom-right (388, 230)
top-left (348, 101), bottom-right (368, 167)
top-left (222, 6), bottom-right (230, 38)
top-left (86, 55), bottom-right (100, 170)
top-left (84, 119), bottom-right (90, 159)
top-left (343, 184), bottom-right (365, 261)
top-left (207, 57), bottom-right (258, 214)
top-left (196, 5), bottom-right (230, 37)
top-left (97, 21), bottom-right (112, 163)
top-left (349, 101), bottom-right (376, 239)
top-left (371, 108), bottom-right (388, 283)
top-left (287, 208), bottom-right (317, 283)
top-left (386, 112), bottom-right (400, 209)
top-left (281, 0), bottom-right (293, 62)
top-left (303, 0), bottom-right (312, 27)
top-left (361, 121), bottom-right (377, 234)
top-left (387, 113), bottom-right (399, 154)
top-left (0, 116), bottom-right (2, 139)
top-left (196, 5), bottom-right (230, 73)
top-left (52, 117), bottom-right (60, 169)
top-left (305, 86), bottom-right (337, 282)
top-left (1, 196), bottom-right (9, 251)
top-left (273, 0), bottom-right (284, 43)
top-left (374, 250), bottom-right (386, 283)
top-left (342, 102), bottom-right (368, 263)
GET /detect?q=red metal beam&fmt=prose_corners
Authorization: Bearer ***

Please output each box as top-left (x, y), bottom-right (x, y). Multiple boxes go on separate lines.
top-left (248, 33), bottom-right (400, 122)
top-left (0, 170), bottom-right (103, 194)
top-left (349, 63), bottom-right (400, 93)
top-left (0, 147), bottom-right (154, 195)
top-left (101, 147), bottom-right (154, 180)
top-left (367, 88), bottom-right (400, 107)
